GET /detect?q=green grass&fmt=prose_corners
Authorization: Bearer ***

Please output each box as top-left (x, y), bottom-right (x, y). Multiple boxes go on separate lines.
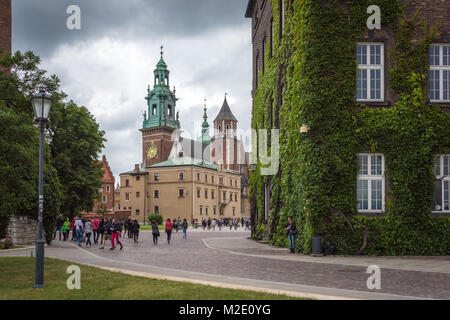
top-left (0, 257), bottom-right (303, 300)
top-left (0, 245), bottom-right (24, 250)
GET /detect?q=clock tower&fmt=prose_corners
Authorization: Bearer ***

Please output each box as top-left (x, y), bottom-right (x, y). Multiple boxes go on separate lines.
top-left (141, 47), bottom-right (181, 167)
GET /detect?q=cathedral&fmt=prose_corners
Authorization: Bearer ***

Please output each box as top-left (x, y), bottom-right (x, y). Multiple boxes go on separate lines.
top-left (116, 50), bottom-right (250, 223)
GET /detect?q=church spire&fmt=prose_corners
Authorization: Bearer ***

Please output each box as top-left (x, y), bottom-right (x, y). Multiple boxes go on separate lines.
top-left (201, 98), bottom-right (210, 145)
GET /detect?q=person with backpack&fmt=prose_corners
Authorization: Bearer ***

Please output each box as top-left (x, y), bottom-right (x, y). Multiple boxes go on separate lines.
top-left (182, 219), bottom-right (188, 239)
top-left (286, 216), bottom-right (298, 253)
top-left (151, 220), bottom-right (160, 245)
top-left (74, 216), bottom-right (84, 247)
top-left (165, 219), bottom-right (173, 244)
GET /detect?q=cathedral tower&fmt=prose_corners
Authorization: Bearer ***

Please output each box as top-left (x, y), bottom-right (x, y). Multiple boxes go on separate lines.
top-left (141, 47), bottom-right (181, 167)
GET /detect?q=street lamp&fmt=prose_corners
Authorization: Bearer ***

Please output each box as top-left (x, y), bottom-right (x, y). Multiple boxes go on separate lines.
top-left (31, 89), bottom-right (53, 289)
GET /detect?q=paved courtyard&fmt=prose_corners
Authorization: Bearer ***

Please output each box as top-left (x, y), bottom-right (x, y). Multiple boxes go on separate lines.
top-left (1, 228), bottom-right (449, 300)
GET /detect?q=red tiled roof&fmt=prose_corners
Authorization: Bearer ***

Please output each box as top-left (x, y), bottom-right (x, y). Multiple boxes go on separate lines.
top-left (99, 155), bottom-right (115, 184)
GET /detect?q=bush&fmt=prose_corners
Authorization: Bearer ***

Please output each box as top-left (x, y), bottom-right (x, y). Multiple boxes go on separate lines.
top-left (0, 238), bottom-right (14, 250)
top-left (148, 214), bottom-right (163, 225)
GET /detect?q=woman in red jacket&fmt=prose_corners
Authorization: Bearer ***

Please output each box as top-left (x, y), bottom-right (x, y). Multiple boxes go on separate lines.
top-left (165, 219), bottom-right (173, 244)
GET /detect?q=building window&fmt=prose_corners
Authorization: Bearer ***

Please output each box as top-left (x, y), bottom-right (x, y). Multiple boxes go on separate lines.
top-left (136, 209), bottom-right (140, 216)
top-left (219, 177), bottom-right (224, 185)
top-left (125, 179), bottom-right (129, 187)
top-left (125, 193), bottom-right (130, 201)
top-left (214, 207), bottom-right (217, 215)
top-left (212, 176), bottom-right (215, 183)
top-left (102, 195), bottom-right (107, 203)
top-left (429, 44), bottom-right (450, 102)
top-left (178, 189), bottom-right (184, 198)
top-left (200, 206), bottom-right (203, 215)
top-left (152, 104), bottom-right (157, 115)
top-left (205, 207), bottom-right (209, 216)
top-left (230, 193), bottom-right (233, 201)
top-left (179, 172), bottom-right (184, 180)
top-left (136, 192), bottom-right (140, 198)
top-left (197, 189), bottom-right (201, 198)
top-left (356, 43), bottom-right (384, 102)
top-left (154, 173), bottom-right (159, 181)
top-left (211, 190), bottom-right (215, 199)
top-left (154, 190), bottom-right (159, 198)
top-left (230, 179), bottom-right (233, 186)
top-left (154, 206), bottom-right (159, 213)
top-left (433, 154), bottom-right (450, 212)
top-left (223, 191), bottom-right (226, 201)
top-left (168, 105), bottom-right (173, 117)
top-left (255, 53), bottom-right (259, 88)
top-left (232, 207), bottom-right (236, 216)
top-left (220, 208), bottom-right (224, 216)
top-left (106, 185), bottom-right (110, 192)
top-left (235, 193), bottom-right (238, 202)
top-left (205, 190), bottom-right (208, 199)
top-left (357, 154), bottom-right (385, 212)
top-left (136, 176), bottom-right (140, 182)
top-left (235, 180), bottom-right (238, 187)
top-left (197, 172), bottom-right (201, 181)
top-left (205, 174), bottom-right (208, 182)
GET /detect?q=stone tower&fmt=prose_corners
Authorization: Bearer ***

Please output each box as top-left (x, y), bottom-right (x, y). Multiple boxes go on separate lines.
top-left (140, 47), bottom-right (181, 167)
top-left (201, 99), bottom-right (211, 145)
top-left (213, 95), bottom-right (239, 171)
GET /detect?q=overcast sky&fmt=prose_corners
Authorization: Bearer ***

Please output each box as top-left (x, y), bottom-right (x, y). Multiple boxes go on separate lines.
top-left (12, 0), bottom-right (252, 185)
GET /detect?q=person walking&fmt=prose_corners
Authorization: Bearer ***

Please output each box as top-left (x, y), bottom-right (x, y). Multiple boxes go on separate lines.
top-left (151, 220), bottom-right (160, 244)
top-left (131, 218), bottom-right (140, 244)
top-left (74, 216), bottom-right (84, 247)
top-left (165, 219), bottom-right (173, 244)
top-left (70, 218), bottom-right (76, 241)
top-left (92, 217), bottom-right (99, 244)
top-left (245, 219), bottom-right (250, 231)
top-left (97, 218), bottom-right (105, 245)
top-left (229, 219), bottom-right (233, 230)
top-left (182, 218), bottom-right (188, 239)
top-left (201, 218), bottom-right (206, 230)
top-left (286, 216), bottom-right (298, 253)
top-left (194, 218), bottom-right (198, 229)
top-left (211, 218), bottom-right (216, 231)
top-left (207, 217), bottom-right (211, 231)
top-left (176, 217), bottom-right (181, 233)
top-left (62, 218), bottom-right (70, 241)
top-left (100, 218), bottom-right (111, 249)
top-left (218, 219), bottom-right (222, 231)
top-left (110, 218), bottom-right (123, 250)
top-left (53, 214), bottom-right (64, 241)
top-left (85, 219), bottom-right (93, 247)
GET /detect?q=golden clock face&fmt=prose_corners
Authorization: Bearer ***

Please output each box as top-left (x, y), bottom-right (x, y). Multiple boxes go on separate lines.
top-left (147, 142), bottom-right (158, 159)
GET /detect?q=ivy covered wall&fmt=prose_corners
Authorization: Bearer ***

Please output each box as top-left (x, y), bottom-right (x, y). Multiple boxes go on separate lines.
top-left (250, 0), bottom-right (450, 255)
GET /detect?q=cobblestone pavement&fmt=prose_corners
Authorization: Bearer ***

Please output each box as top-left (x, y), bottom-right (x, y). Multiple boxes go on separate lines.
top-left (1, 229), bottom-right (449, 300)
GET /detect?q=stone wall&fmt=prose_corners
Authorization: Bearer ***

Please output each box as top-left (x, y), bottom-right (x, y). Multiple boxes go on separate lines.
top-left (6, 214), bottom-right (39, 245)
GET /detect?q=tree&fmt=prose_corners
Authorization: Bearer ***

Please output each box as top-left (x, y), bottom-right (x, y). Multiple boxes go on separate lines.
top-left (49, 100), bottom-right (105, 219)
top-left (0, 51), bottom-right (61, 240)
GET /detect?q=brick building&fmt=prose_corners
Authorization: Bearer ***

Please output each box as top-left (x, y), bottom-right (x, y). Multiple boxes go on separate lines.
top-left (245, 0), bottom-right (450, 240)
top-left (92, 155), bottom-right (115, 213)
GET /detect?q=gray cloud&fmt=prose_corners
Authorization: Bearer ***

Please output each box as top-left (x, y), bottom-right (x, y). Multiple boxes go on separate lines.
top-left (12, 0), bottom-right (253, 183)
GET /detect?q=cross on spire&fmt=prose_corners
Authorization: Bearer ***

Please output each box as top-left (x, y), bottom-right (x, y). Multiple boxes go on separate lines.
top-left (160, 45), bottom-right (164, 59)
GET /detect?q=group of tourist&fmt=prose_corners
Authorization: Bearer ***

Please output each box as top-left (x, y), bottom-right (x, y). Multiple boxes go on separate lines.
top-left (150, 217), bottom-right (189, 245)
top-left (53, 214), bottom-right (141, 250)
top-left (193, 217), bottom-right (250, 231)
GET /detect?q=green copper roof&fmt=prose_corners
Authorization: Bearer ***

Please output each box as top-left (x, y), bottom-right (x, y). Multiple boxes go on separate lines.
top-left (150, 156), bottom-right (218, 170)
top-left (156, 58), bottom-right (167, 69)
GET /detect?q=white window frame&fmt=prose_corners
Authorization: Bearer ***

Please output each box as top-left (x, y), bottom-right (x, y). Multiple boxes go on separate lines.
top-left (125, 193), bottom-right (130, 202)
top-left (357, 153), bottom-right (385, 213)
top-left (356, 43), bottom-right (385, 102)
top-left (102, 195), bottom-right (107, 203)
top-left (106, 185), bottom-right (110, 193)
top-left (433, 154), bottom-right (450, 213)
top-left (429, 44), bottom-right (450, 102)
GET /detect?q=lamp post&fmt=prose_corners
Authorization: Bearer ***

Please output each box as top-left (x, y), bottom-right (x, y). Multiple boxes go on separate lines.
top-left (31, 89), bottom-right (53, 289)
